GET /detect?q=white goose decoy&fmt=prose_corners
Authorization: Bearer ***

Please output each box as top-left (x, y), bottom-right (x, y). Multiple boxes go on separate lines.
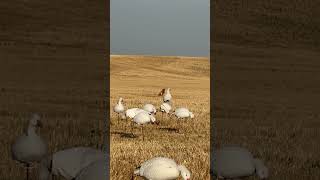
top-left (173, 108), bottom-right (194, 119)
top-left (125, 108), bottom-right (145, 119)
top-left (158, 88), bottom-right (172, 103)
top-left (143, 104), bottom-right (157, 115)
top-left (133, 111), bottom-right (157, 140)
top-left (133, 157), bottom-right (191, 180)
top-left (160, 102), bottom-right (172, 120)
top-left (114, 97), bottom-right (125, 123)
top-left (75, 159), bottom-right (107, 180)
top-left (211, 146), bottom-right (269, 179)
top-left (39, 147), bottom-right (105, 180)
top-left (11, 113), bottom-right (48, 180)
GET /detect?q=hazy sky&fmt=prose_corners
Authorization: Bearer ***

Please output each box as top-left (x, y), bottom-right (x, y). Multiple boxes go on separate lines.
top-left (110, 0), bottom-right (209, 57)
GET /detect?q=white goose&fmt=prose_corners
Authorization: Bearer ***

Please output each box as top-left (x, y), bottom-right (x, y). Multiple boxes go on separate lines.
top-left (11, 113), bottom-right (48, 180)
top-left (113, 97), bottom-right (125, 123)
top-left (133, 157), bottom-right (191, 180)
top-left (133, 111), bottom-right (157, 140)
top-left (173, 108), bottom-right (194, 119)
top-left (125, 108), bottom-right (145, 119)
top-left (75, 159), bottom-right (107, 180)
top-left (211, 146), bottom-right (269, 179)
top-left (160, 102), bottom-right (172, 120)
top-left (39, 147), bottom-right (104, 180)
top-left (143, 104), bottom-right (157, 115)
top-left (158, 88), bottom-right (172, 103)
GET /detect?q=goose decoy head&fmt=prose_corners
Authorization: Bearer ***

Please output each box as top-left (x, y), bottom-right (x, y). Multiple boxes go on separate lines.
top-left (30, 114), bottom-right (42, 127)
top-left (150, 116), bottom-right (157, 125)
top-left (178, 165), bottom-right (191, 180)
top-left (254, 159), bottom-right (269, 179)
top-left (189, 112), bottom-right (194, 119)
top-left (256, 166), bottom-right (269, 179)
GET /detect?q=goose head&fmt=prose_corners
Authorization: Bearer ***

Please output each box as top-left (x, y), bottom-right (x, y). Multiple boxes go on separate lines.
top-left (150, 115), bottom-right (159, 125)
top-left (178, 164), bottom-right (191, 180)
top-left (120, 113), bottom-right (126, 120)
top-left (189, 112), bottom-right (194, 119)
top-left (254, 159), bottom-right (269, 179)
top-left (30, 113), bottom-right (42, 128)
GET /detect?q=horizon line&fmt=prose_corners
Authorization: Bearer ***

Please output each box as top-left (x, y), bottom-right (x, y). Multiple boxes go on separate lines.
top-left (110, 54), bottom-right (209, 58)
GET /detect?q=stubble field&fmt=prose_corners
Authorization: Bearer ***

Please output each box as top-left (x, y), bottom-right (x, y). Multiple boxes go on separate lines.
top-left (110, 55), bottom-right (210, 179)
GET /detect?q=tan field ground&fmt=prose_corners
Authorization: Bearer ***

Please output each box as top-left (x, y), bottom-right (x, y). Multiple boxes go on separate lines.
top-left (0, 57), bottom-right (106, 179)
top-left (213, 1), bottom-right (320, 179)
top-left (213, 45), bottom-right (320, 179)
top-left (110, 55), bottom-right (210, 179)
top-left (0, 1), bottom-right (107, 179)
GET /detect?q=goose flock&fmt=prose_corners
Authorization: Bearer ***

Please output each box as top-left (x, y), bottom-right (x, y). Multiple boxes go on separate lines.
top-left (113, 88), bottom-right (195, 139)
top-left (113, 87), bottom-right (269, 179)
top-left (114, 88), bottom-right (193, 179)
top-left (9, 88), bottom-right (269, 180)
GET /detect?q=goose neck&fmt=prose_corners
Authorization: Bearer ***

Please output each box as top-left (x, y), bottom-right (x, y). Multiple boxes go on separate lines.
top-left (27, 125), bottom-right (37, 136)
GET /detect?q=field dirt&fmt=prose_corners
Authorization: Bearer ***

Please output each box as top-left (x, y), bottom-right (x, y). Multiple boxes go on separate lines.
top-left (212, 1), bottom-right (320, 179)
top-left (110, 55), bottom-right (210, 179)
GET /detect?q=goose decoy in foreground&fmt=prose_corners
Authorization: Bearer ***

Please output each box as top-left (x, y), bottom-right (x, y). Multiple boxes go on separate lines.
top-left (11, 113), bottom-right (48, 180)
top-left (211, 146), bottom-right (268, 179)
top-left (133, 157), bottom-right (191, 180)
top-left (39, 147), bottom-right (104, 180)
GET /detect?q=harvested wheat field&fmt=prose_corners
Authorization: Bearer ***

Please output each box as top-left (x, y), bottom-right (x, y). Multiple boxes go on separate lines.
top-left (0, 58), bottom-right (106, 179)
top-left (213, 1), bottom-right (320, 179)
top-left (110, 55), bottom-right (210, 179)
top-left (0, 0), bottom-right (107, 178)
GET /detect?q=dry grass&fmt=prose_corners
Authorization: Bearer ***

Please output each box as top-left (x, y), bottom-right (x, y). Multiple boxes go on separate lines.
top-left (213, 44), bottom-right (320, 179)
top-left (0, 57), bottom-right (106, 179)
top-left (110, 55), bottom-right (210, 179)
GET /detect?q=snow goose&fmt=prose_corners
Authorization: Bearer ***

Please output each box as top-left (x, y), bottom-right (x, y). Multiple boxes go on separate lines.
top-left (39, 147), bottom-right (104, 180)
top-left (113, 97), bottom-right (125, 123)
top-left (11, 113), bottom-right (48, 180)
top-left (173, 108), bottom-right (194, 119)
top-left (75, 159), bottom-right (107, 180)
top-left (133, 157), bottom-right (191, 180)
top-left (158, 88), bottom-right (172, 103)
top-left (133, 111), bottom-right (157, 140)
top-left (211, 146), bottom-right (268, 179)
top-left (125, 108), bottom-right (145, 119)
top-left (143, 104), bottom-right (157, 115)
top-left (160, 102), bottom-right (172, 120)
top-left (125, 108), bottom-right (146, 131)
